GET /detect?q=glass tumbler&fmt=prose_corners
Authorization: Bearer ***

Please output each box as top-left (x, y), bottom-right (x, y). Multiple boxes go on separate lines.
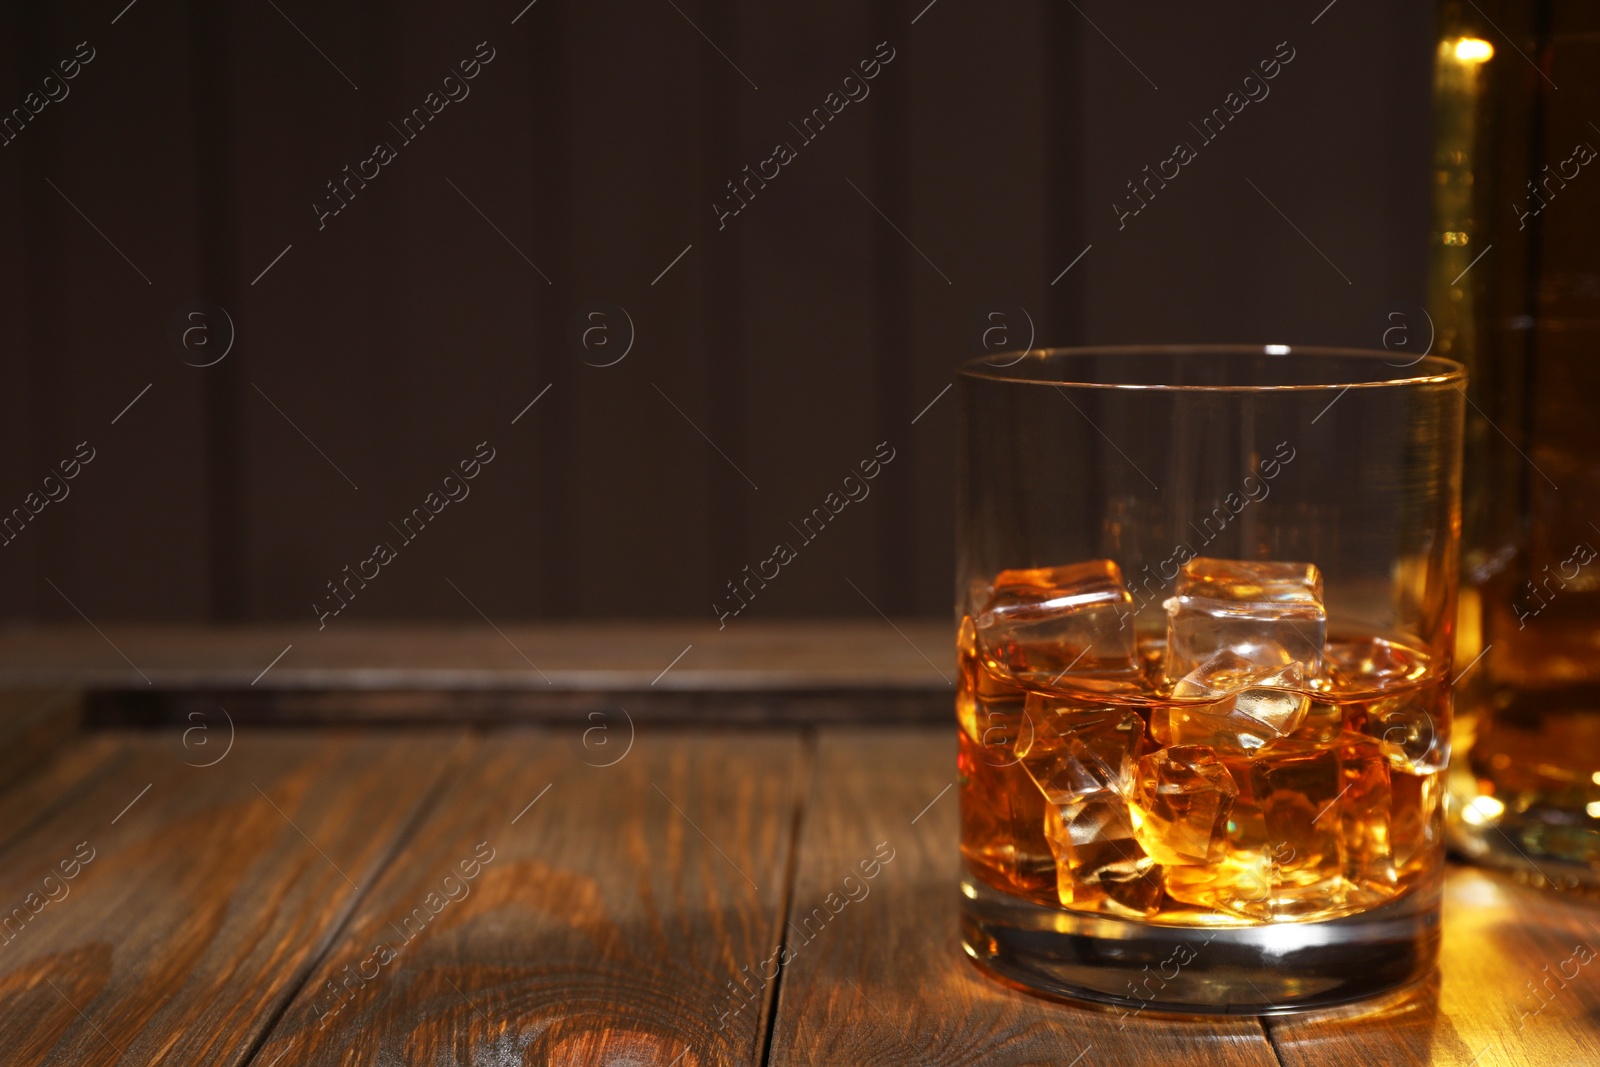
top-left (956, 346), bottom-right (1465, 1013)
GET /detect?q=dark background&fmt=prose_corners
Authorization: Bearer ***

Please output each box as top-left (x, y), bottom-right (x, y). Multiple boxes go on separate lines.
top-left (0, 0), bottom-right (1433, 624)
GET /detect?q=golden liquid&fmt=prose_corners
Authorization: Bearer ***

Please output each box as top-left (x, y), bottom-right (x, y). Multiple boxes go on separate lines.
top-left (1429, 6), bottom-right (1600, 877)
top-left (958, 618), bottom-right (1447, 925)
top-left (1453, 582), bottom-right (1600, 872)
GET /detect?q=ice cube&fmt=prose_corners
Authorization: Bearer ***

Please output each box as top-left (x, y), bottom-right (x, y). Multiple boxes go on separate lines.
top-left (1236, 732), bottom-right (1394, 916)
top-left (1153, 652), bottom-right (1310, 753)
top-left (1323, 635), bottom-right (1427, 689)
top-left (1367, 689), bottom-right (1448, 774)
top-left (1164, 557), bottom-right (1325, 678)
top-left (956, 616), bottom-right (982, 743)
top-left (959, 731), bottom-right (1057, 903)
top-left (957, 616), bottom-right (1030, 750)
top-left (1286, 697), bottom-right (1346, 745)
top-left (1164, 835), bottom-right (1345, 921)
top-left (1016, 694), bottom-right (1145, 805)
top-left (1018, 695), bottom-right (1160, 914)
top-left (1250, 740), bottom-right (1342, 875)
top-left (1130, 746), bottom-right (1239, 866)
top-left (975, 561), bottom-right (1139, 683)
top-left (1217, 750), bottom-right (1267, 848)
top-left (1157, 742), bottom-right (1297, 917)
top-left (1164, 850), bottom-right (1275, 917)
top-left (1389, 769), bottom-right (1441, 875)
top-left (1332, 733), bottom-right (1396, 896)
top-left (1043, 796), bottom-right (1163, 915)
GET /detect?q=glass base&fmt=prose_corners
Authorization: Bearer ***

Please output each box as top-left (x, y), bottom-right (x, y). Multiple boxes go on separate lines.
top-left (960, 872), bottom-right (1441, 1015)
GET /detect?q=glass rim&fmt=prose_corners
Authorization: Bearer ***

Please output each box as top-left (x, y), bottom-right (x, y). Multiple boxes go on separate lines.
top-left (957, 344), bottom-right (1466, 391)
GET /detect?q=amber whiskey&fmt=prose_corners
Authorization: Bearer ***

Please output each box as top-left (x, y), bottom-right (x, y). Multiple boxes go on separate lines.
top-left (959, 559), bottom-right (1446, 924)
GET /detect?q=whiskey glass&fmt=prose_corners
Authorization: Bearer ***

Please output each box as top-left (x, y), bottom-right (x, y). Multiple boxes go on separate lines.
top-left (956, 346), bottom-right (1465, 1013)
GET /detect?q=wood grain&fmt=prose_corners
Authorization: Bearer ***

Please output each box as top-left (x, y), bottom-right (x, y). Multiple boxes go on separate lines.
top-left (733, 0), bottom-right (884, 619)
top-left (554, 0), bottom-right (730, 620)
top-left (2, 1), bottom-right (212, 624)
top-left (0, 3), bottom-right (1441, 624)
top-left (0, 690), bottom-right (80, 791)
top-left (5, 620), bottom-right (957, 725)
top-left (91, 685), bottom-right (953, 729)
top-left (0, 730), bottom-right (463, 1067)
top-left (768, 729), bottom-right (1280, 1066)
top-left (249, 729), bottom-right (805, 1066)
top-left (1268, 865), bottom-right (1600, 1067)
top-left (0, 717), bottom-right (117, 859)
top-left (9, 723), bottom-right (1600, 1063)
top-left (0, 619), bottom-right (954, 692)
top-left (899, 0), bottom-right (1058, 616)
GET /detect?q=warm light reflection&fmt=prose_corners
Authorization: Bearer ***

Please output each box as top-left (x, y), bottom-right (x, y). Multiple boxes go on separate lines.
top-left (1459, 794), bottom-right (1505, 825)
top-left (1453, 37), bottom-right (1494, 63)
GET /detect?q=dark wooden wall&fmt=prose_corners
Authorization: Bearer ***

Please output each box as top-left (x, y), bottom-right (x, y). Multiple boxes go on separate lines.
top-left (0, 1), bottom-right (1433, 623)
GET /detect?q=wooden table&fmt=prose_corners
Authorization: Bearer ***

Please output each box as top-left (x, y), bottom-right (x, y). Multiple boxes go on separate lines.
top-left (0, 624), bottom-right (1596, 1065)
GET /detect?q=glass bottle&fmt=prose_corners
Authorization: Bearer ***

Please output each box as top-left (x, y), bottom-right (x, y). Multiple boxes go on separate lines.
top-left (1433, 0), bottom-right (1600, 885)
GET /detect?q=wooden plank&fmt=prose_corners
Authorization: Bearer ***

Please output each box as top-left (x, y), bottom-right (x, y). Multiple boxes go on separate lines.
top-left (0, 690), bottom-right (80, 790)
top-left (188, 0), bottom-right (248, 621)
top-left (0, 730), bottom-right (463, 1066)
top-left (552, 0), bottom-right (728, 619)
top-left (0, 620), bottom-right (956, 725)
top-left (1268, 865), bottom-right (1600, 1067)
top-left (730, 0), bottom-right (884, 619)
top-left (1042, 3), bottom-right (1089, 350)
top-left (1077, 2), bottom-right (1432, 347)
top-left (0, 9), bottom-right (28, 623)
top-left (53, 0), bottom-right (212, 622)
top-left (277, 0), bottom-right (563, 623)
top-left (249, 729), bottom-right (804, 1065)
top-left (89, 686), bottom-right (952, 729)
top-left (8, 0), bottom-right (212, 622)
top-left (769, 729), bottom-right (1279, 1066)
top-left (900, 0), bottom-right (1056, 617)
top-left (222, 0), bottom-right (390, 620)
top-left (0, 720), bottom-right (116, 859)
top-left (0, 620), bottom-right (953, 692)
